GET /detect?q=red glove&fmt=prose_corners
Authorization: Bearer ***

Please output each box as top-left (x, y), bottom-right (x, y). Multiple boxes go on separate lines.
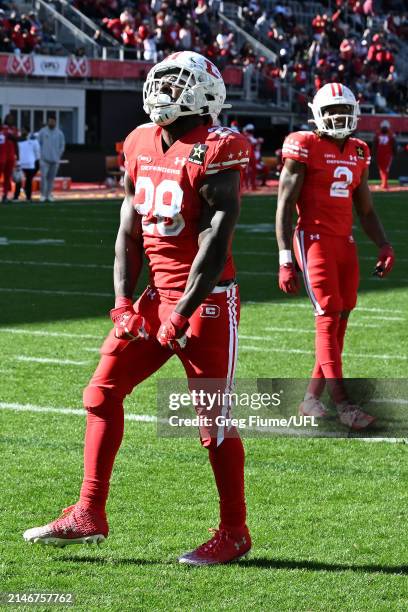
top-left (157, 311), bottom-right (189, 350)
top-left (279, 263), bottom-right (300, 294)
top-left (374, 243), bottom-right (395, 277)
top-left (110, 297), bottom-right (150, 340)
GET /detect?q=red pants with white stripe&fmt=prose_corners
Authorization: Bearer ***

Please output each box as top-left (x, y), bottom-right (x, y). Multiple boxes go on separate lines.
top-left (293, 230), bottom-right (359, 314)
top-left (89, 284), bottom-right (240, 445)
top-left (81, 283), bottom-right (247, 530)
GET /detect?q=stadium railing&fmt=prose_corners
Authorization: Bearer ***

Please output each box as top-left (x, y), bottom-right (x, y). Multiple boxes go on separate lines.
top-left (34, 0), bottom-right (101, 57)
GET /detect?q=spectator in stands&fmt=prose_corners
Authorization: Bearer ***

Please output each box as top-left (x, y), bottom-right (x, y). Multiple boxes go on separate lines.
top-left (38, 116), bottom-right (65, 203)
top-left (13, 128), bottom-right (40, 203)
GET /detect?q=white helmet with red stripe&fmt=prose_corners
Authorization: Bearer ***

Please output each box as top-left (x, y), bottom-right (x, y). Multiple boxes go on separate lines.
top-left (309, 83), bottom-right (359, 139)
top-left (143, 51), bottom-right (230, 126)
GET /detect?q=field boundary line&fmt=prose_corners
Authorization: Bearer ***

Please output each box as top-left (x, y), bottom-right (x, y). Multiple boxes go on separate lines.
top-left (1, 402), bottom-right (405, 443)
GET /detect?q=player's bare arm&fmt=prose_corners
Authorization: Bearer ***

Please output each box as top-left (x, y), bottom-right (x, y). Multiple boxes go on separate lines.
top-left (175, 169), bottom-right (241, 319)
top-left (275, 158), bottom-right (305, 293)
top-left (353, 168), bottom-right (395, 277)
top-left (111, 171), bottom-right (149, 340)
top-left (276, 158), bottom-right (305, 250)
top-left (113, 171), bottom-right (143, 299)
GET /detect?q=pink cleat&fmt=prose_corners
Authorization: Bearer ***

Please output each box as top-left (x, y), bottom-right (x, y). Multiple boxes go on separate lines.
top-left (337, 404), bottom-right (376, 431)
top-left (179, 527), bottom-right (251, 565)
top-left (23, 503), bottom-right (108, 547)
top-left (299, 396), bottom-right (329, 418)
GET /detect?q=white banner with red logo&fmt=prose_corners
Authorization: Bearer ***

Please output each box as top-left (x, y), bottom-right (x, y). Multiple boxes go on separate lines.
top-left (5, 54), bottom-right (89, 78)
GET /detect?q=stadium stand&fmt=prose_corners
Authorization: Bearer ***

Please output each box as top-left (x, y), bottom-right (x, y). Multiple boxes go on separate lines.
top-left (0, 0), bottom-right (407, 186)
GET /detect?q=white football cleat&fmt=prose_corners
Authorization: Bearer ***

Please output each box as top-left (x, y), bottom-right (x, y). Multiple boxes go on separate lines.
top-left (299, 396), bottom-right (329, 418)
top-left (337, 404), bottom-right (376, 431)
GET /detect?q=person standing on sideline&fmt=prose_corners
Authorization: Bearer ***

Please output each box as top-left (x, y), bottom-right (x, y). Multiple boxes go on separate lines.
top-left (373, 120), bottom-right (396, 190)
top-left (38, 116), bottom-right (65, 202)
top-left (13, 129), bottom-right (40, 202)
top-left (1, 114), bottom-right (19, 203)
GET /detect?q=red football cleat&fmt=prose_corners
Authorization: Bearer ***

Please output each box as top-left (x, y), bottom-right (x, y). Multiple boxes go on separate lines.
top-left (23, 503), bottom-right (108, 547)
top-left (179, 527), bottom-right (251, 565)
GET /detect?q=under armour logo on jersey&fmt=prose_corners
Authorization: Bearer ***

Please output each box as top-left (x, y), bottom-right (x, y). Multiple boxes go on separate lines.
top-left (310, 234), bottom-right (320, 240)
top-left (174, 157), bottom-right (186, 165)
top-left (188, 143), bottom-right (208, 165)
top-left (200, 305), bottom-right (220, 318)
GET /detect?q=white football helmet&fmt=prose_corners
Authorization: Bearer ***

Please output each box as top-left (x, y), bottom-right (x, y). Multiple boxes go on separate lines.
top-left (308, 83), bottom-right (359, 139)
top-left (143, 51), bottom-right (231, 127)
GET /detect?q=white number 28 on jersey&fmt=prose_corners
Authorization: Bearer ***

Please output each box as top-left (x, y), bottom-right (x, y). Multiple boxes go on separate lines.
top-left (330, 166), bottom-right (353, 198)
top-left (134, 176), bottom-right (185, 236)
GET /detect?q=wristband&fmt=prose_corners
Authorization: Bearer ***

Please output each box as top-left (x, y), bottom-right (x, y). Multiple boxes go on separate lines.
top-left (115, 296), bottom-right (133, 309)
top-left (279, 250), bottom-right (293, 265)
top-left (170, 311), bottom-right (189, 330)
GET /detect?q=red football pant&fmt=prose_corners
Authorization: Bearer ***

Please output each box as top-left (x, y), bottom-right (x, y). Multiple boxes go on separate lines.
top-left (294, 231), bottom-right (359, 403)
top-left (377, 155), bottom-right (392, 189)
top-left (80, 284), bottom-right (247, 530)
top-left (2, 157), bottom-right (14, 197)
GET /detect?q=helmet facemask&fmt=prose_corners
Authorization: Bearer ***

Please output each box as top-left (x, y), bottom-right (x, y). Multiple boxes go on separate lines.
top-left (309, 86), bottom-right (359, 139)
top-left (143, 66), bottom-right (215, 126)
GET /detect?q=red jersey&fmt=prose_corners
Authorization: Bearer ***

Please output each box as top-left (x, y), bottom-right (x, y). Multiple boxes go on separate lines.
top-left (0, 126), bottom-right (6, 162)
top-left (282, 131), bottom-right (370, 237)
top-left (123, 122), bottom-right (250, 289)
top-left (1, 125), bottom-right (19, 159)
top-left (375, 132), bottom-right (395, 160)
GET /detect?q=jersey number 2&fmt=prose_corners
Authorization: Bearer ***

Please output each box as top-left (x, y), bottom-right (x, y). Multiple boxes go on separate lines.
top-left (330, 166), bottom-right (353, 198)
top-left (134, 177), bottom-right (185, 236)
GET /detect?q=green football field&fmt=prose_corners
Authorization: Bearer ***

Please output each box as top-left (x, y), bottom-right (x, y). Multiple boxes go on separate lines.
top-left (0, 193), bottom-right (407, 611)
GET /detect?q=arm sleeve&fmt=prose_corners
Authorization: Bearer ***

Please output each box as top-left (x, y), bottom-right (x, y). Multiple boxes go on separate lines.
top-left (203, 133), bottom-right (250, 176)
top-left (282, 132), bottom-right (310, 165)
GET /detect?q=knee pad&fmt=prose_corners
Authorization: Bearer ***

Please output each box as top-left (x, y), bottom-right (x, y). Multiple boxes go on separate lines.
top-left (83, 385), bottom-right (119, 415)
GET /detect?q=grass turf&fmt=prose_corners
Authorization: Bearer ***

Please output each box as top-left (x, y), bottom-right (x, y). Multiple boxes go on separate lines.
top-left (0, 193), bottom-right (407, 611)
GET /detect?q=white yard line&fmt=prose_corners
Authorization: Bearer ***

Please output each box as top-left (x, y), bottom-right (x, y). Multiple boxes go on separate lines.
top-left (243, 302), bottom-right (406, 315)
top-left (0, 238), bottom-right (65, 246)
top-left (262, 323), bottom-right (381, 333)
top-left (0, 288), bottom-right (111, 297)
top-left (0, 328), bottom-right (102, 339)
top-left (240, 271), bottom-right (276, 276)
top-left (0, 259), bottom-right (111, 270)
top-left (0, 402), bottom-right (156, 422)
top-left (0, 225), bottom-right (114, 235)
top-left (240, 344), bottom-right (408, 360)
top-left (14, 356), bottom-right (90, 366)
top-left (235, 251), bottom-right (408, 264)
top-left (0, 402), bottom-right (405, 442)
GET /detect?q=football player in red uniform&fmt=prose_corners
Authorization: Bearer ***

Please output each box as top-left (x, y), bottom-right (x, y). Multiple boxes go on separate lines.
top-left (1, 114), bottom-right (19, 203)
top-left (24, 52), bottom-right (252, 565)
top-left (276, 83), bottom-right (395, 430)
top-left (373, 120), bottom-right (396, 190)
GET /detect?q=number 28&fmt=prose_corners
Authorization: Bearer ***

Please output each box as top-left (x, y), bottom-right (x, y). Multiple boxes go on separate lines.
top-left (134, 177), bottom-right (185, 237)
